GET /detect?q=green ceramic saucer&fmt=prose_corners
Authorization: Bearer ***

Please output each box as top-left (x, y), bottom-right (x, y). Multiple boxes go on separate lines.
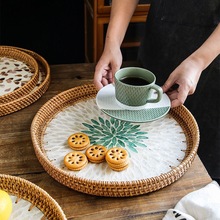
top-left (96, 84), bottom-right (171, 123)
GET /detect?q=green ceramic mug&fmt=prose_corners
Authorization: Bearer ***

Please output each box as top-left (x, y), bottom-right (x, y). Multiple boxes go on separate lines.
top-left (115, 67), bottom-right (163, 107)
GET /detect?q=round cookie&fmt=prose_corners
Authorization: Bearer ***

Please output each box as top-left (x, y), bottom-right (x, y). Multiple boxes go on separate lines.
top-left (68, 133), bottom-right (90, 151)
top-left (86, 145), bottom-right (107, 163)
top-left (105, 147), bottom-right (129, 171)
top-left (64, 151), bottom-right (88, 171)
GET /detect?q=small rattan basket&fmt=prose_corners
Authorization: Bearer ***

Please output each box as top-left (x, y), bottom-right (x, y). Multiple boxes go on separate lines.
top-left (0, 46), bottom-right (39, 103)
top-left (31, 84), bottom-right (200, 197)
top-left (0, 174), bottom-right (66, 219)
top-left (0, 46), bottom-right (50, 116)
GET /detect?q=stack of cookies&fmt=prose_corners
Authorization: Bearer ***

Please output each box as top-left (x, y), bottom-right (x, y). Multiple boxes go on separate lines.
top-left (105, 147), bottom-right (129, 171)
top-left (64, 132), bottom-right (129, 172)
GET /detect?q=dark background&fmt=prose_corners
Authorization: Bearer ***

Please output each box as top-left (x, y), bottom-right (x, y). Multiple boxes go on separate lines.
top-left (0, 0), bottom-right (85, 64)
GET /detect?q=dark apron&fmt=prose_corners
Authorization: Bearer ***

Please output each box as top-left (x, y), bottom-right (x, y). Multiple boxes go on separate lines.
top-left (138, 0), bottom-right (220, 179)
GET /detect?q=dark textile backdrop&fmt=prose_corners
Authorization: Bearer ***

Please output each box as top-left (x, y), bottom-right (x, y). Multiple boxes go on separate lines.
top-left (0, 0), bottom-right (84, 64)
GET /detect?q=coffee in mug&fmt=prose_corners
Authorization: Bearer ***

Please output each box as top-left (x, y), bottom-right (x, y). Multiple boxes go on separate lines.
top-left (120, 76), bottom-right (150, 86)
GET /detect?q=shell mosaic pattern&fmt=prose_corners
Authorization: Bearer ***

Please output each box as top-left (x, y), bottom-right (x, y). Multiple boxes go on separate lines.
top-left (82, 117), bottom-right (148, 153)
top-left (10, 195), bottom-right (46, 220)
top-left (0, 56), bottom-right (35, 96)
top-left (43, 98), bottom-right (187, 182)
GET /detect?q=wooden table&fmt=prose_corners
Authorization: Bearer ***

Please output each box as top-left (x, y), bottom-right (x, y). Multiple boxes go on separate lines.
top-left (0, 63), bottom-right (212, 220)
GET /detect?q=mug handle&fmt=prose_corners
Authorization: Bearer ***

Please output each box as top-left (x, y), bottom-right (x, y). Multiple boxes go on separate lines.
top-left (147, 84), bottom-right (163, 103)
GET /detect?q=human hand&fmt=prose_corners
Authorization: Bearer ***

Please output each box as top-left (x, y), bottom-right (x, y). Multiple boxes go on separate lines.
top-left (162, 58), bottom-right (202, 108)
top-left (93, 46), bottom-right (122, 90)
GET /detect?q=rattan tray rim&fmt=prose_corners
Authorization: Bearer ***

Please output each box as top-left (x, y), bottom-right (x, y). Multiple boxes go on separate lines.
top-left (0, 46), bottom-right (39, 103)
top-left (0, 46), bottom-right (50, 116)
top-left (31, 84), bottom-right (200, 197)
top-left (0, 174), bottom-right (67, 220)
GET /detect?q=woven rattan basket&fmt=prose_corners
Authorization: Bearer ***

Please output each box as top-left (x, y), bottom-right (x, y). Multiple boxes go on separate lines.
top-left (0, 46), bottom-right (50, 116)
top-left (0, 46), bottom-right (39, 103)
top-left (31, 84), bottom-right (200, 197)
top-left (0, 174), bottom-right (66, 219)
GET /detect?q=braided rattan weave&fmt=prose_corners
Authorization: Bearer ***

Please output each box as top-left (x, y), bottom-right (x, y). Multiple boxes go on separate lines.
top-left (0, 46), bottom-right (50, 116)
top-left (31, 84), bottom-right (200, 197)
top-left (0, 46), bottom-right (39, 103)
top-left (0, 174), bottom-right (67, 219)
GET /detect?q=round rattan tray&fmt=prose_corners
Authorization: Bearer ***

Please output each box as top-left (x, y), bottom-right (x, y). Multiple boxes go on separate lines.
top-left (0, 46), bottom-right (50, 116)
top-left (0, 174), bottom-right (66, 219)
top-left (31, 84), bottom-right (200, 197)
top-left (0, 46), bottom-right (39, 104)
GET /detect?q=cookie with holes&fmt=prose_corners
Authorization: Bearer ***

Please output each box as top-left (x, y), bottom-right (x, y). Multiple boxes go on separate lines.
top-left (64, 151), bottom-right (88, 171)
top-left (68, 133), bottom-right (90, 151)
top-left (105, 147), bottom-right (129, 171)
top-left (86, 145), bottom-right (107, 163)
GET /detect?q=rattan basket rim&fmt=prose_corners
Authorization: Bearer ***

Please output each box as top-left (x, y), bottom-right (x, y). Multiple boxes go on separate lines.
top-left (31, 84), bottom-right (200, 197)
top-left (0, 174), bottom-right (67, 220)
top-left (0, 46), bottom-right (40, 103)
top-left (0, 46), bottom-right (50, 116)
